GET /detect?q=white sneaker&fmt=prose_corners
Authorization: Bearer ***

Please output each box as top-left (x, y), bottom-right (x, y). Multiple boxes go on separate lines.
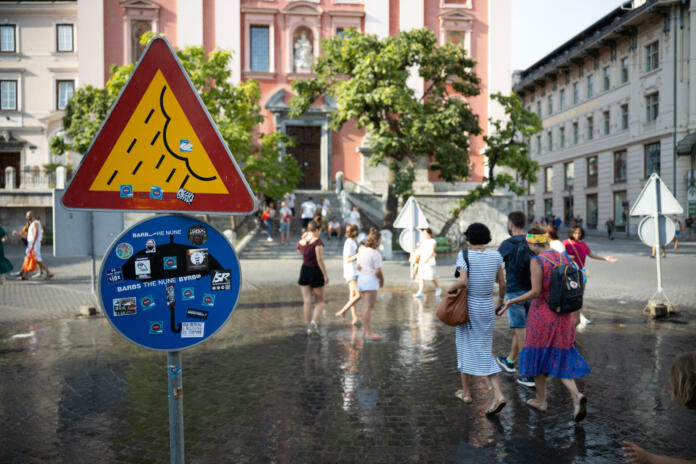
top-left (435, 288), bottom-right (442, 297)
top-left (580, 314), bottom-right (591, 325)
top-left (310, 320), bottom-right (319, 335)
top-left (413, 291), bottom-right (425, 298)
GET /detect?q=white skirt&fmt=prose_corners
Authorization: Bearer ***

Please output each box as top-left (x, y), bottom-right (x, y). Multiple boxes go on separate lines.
top-left (357, 274), bottom-right (379, 291)
top-left (417, 262), bottom-right (436, 281)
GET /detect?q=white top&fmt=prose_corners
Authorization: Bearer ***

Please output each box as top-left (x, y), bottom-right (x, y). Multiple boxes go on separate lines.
top-left (417, 238), bottom-right (437, 266)
top-left (343, 238), bottom-right (358, 278)
top-left (286, 193), bottom-right (296, 208)
top-left (300, 201), bottom-right (316, 219)
top-left (549, 239), bottom-right (566, 253)
top-left (675, 219), bottom-right (682, 232)
top-left (328, 220), bottom-right (340, 228)
top-left (27, 219), bottom-right (42, 244)
top-left (279, 206), bottom-right (292, 223)
top-left (357, 247), bottom-right (382, 276)
top-left (322, 198), bottom-right (330, 215)
top-left (348, 210), bottom-right (361, 226)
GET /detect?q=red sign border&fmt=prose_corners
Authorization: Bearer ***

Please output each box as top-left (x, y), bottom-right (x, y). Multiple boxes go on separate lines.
top-left (62, 37), bottom-right (256, 215)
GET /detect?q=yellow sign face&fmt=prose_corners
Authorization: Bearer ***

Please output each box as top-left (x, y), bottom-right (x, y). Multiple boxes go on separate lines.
top-left (90, 70), bottom-right (228, 194)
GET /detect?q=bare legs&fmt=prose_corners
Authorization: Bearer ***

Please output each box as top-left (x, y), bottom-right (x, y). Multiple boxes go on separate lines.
top-left (456, 372), bottom-right (506, 414)
top-left (527, 375), bottom-right (548, 410)
top-left (527, 374), bottom-right (587, 421)
top-left (361, 290), bottom-right (381, 339)
top-left (300, 285), bottom-right (324, 334)
top-left (508, 327), bottom-right (525, 362)
top-left (335, 279), bottom-right (361, 325)
top-left (415, 278), bottom-right (440, 295)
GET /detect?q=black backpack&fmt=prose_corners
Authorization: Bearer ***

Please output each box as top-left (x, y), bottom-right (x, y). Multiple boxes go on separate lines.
top-left (512, 239), bottom-right (534, 290)
top-left (539, 252), bottom-right (584, 314)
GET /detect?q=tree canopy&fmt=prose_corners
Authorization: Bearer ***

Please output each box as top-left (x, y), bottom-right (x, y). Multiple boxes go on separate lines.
top-left (52, 36), bottom-right (301, 201)
top-left (456, 92), bottom-right (543, 211)
top-left (289, 28), bottom-right (481, 227)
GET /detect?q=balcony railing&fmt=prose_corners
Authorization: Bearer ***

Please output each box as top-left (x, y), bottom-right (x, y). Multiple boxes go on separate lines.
top-left (1, 168), bottom-right (73, 190)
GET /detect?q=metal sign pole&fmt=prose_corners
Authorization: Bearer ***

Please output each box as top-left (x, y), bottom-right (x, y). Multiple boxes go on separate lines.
top-left (167, 351), bottom-right (185, 464)
top-left (654, 178), bottom-right (663, 293)
top-left (89, 211), bottom-right (96, 294)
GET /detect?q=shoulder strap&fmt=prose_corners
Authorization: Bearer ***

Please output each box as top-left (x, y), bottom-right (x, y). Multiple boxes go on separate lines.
top-left (538, 252), bottom-right (560, 267)
top-left (463, 249), bottom-right (469, 275)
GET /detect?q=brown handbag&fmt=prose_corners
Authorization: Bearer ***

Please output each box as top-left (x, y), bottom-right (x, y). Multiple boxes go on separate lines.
top-left (436, 250), bottom-right (469, 326)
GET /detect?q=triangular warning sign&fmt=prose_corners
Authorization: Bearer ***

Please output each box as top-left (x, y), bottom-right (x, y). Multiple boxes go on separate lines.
top-left (62, 37), bottom-right (256, 214)
top-left (630, 173), bottom-right (683, 216)
top-left (393, 196), bottom-right (429, 229)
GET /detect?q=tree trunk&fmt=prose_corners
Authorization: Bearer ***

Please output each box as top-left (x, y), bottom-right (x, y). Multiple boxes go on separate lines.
top-left (439, 215), bottom-right (459, 237)
top-left (383, 167), bottom-right (398, 230)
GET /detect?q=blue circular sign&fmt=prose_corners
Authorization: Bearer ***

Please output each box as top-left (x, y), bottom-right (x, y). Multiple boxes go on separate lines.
top-left (98, 215), bottom-right (241, 351)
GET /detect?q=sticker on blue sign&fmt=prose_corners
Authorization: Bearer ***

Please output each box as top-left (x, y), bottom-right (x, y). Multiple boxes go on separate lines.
top-left (179, 139), bottom-right (193, 153)
top-left (115, 243), bottom-right (133, 259)
top-left (163, 256), bottom-right (177, 270)
top-left (140, 294), bottom-right (156, 310)
top-left (201, 293), bottom-right (215, 307)
top-left (150, 185), bottom-right (163, 200)
top-left (186, 308), bottom-right (208, 320)
top-left (149, 321), bottom-right (163, 334)
top-left (113, 297), bottom-right (137, 316)
top-left (106, 267), bottom-right (123, 285)
top-left (211, 269), bottom-right (231, 291)
top-left (120, 185), bottom-right (133, 198)
top-left (181, 322), bottom-right (204, 338)
top-left (134, 257), bottom-right (151, 279)
top-left (181, 287), bottom-right (195, 300)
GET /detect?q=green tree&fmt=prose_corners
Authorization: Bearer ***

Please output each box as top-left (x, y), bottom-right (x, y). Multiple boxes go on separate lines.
top-left (441, 92), bottom-right (542, 234)
top-left (51, 35), bottom-right (301, 203)
top-left (289, 28), bottom-right (481, 228)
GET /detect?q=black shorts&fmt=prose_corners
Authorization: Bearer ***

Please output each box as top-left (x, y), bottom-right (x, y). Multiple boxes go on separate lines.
top-left (302, 218), bottom-right (311, 229)
top-left (298, 265), bottom-right (325, 288)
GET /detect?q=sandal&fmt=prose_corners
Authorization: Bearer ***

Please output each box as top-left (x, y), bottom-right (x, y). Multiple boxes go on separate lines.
top-left (454, 390), bottom-right (472, 404)
top-left (573, 394), bottom-right (587, 422)
top-left (485, 397), bottom-right (507, 415)
top-left (364, 333), bottom-right (383, 340)
top-left (352, 320), bottom-right (363, 328)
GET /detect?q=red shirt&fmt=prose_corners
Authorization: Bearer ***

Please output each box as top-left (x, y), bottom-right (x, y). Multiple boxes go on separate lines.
top-left (297, 238), bottom-right (323, 267)
top-left (564, 239), bottom-right (591, 268)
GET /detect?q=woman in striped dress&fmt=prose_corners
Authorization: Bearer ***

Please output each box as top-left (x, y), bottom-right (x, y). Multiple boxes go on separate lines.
top-left (448, 223), bottom-right (507, 415)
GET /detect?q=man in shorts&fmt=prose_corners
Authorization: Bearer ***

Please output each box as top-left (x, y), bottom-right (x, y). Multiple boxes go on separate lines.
top-left (278, 201), bottom-right (292, 245)
top-left (496, 211), bottom-right (534, 387)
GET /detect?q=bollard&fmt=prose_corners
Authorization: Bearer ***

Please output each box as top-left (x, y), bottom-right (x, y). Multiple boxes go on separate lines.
top-left (380, 229), bottom-right (392, 260)
top-left (56, 166), bottom-right (66, 189)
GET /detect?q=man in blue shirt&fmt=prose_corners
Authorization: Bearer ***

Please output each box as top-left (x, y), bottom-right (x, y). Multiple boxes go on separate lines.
top-left (496, 211), bottom-right (534, 388)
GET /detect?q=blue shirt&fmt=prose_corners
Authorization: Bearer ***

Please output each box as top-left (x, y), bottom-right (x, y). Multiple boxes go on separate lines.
top-left (498, 235), bottom-right (530, 293)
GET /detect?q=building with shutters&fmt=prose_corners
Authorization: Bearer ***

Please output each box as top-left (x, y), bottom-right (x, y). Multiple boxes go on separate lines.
top-left (513, 0), bottom-right (696, 234)
top-left (77, 0), bottom-right (510, 195)
top-left (0, 0), bottom-right (78, 233)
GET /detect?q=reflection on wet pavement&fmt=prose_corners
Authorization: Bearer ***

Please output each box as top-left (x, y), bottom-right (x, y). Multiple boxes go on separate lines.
top-left (0, 288), bottom-right (694, 463)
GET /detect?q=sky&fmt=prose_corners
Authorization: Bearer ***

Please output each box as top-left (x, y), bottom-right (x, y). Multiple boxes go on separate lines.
top-left (511, 0), bottom-right (626, 71)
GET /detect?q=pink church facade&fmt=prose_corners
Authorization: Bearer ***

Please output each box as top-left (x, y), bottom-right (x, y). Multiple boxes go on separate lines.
top-left (77, 0), bottom-right (510, 194)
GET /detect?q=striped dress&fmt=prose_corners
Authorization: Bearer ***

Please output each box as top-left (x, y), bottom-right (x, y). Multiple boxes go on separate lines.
top-left (455, 249), bottom-right (503, 376)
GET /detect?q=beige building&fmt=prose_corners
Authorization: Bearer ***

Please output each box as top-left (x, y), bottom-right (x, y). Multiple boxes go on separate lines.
top-left (514, 0), bottom-right (696, 234)
top-left (0, 0), bottom-right (78, 232)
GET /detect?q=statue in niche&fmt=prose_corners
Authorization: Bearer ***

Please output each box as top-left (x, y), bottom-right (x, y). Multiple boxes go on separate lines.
top-left (294, 32), bottom-right (312, 73)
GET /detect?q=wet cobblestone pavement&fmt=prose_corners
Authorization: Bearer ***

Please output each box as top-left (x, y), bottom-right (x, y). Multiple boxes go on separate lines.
top-left (1, 287), bottom-right (695, 463)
